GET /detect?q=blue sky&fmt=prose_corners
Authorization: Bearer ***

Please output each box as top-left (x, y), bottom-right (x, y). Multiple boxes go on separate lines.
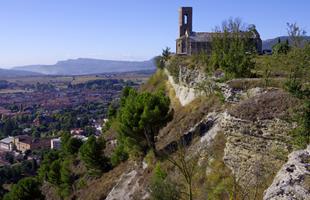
top-left (0, 0), bottom-right (309, 68)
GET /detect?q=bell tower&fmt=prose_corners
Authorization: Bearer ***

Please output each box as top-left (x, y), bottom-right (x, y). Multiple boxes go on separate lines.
top-left (179, 7), bottom-right (193, 37)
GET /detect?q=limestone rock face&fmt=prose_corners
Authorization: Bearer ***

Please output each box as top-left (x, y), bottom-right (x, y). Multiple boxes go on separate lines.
top-left (105, 164), bottom-right (150, 200)
top-left (165, 68), bottom-right (206, 106)
top-left (164, 65), bottom-right (301, 199)
top-left (221, 112), bottom-right (293, 189)
top-left (167, 72), bottom-right (203, 106)
top-left (263, 145), bottom-right (310, 200)
top-left (165, 67), bottom-right (246, 105)
top-left (217, 82), bottom-right (242, 102)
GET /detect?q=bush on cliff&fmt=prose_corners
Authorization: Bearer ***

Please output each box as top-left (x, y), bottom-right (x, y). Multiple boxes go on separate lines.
top-left (149, 164), bottom-right (180, 200)
top-left (284, 42), bottom-right (310, 148)
top-left (210, 18), bottom-right (256, 78)
top-left (3, 177), bottom-right (44, 200)
top-left (79, 135), bottom-right (110, 172)
top-left (115, 87), bottom-right (170, 158)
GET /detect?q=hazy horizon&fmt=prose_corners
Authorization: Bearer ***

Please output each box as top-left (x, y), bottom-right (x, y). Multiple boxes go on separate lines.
top-left (2, 57), bottom-right (155, 70)
top-left (0, 0), bottom-right (309, 68)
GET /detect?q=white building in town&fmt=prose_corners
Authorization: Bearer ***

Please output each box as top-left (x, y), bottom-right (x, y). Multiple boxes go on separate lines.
top-left (50, 138), bottom-right (61, 150)
top-left (0, 137), bottom-right (14, 151)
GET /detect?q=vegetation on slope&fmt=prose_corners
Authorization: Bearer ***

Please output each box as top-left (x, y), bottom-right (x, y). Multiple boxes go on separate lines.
top-left (2, 19), bottom-right (310, 200)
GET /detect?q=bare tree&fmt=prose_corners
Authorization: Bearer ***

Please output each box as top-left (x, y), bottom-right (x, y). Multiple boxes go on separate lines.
top-left (221, 17), bottom-right (246, 33)
top-left (287, 22), bottom-right (307, 48)
top-left (166, 134), bottom-right (201, 200)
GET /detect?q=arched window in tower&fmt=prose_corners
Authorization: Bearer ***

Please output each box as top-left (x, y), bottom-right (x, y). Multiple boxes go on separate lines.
top-left (184, 14), bottom-right (188, 25)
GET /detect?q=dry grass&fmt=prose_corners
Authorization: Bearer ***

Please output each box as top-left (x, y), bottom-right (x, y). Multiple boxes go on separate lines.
top-left (254, 55), bottom-right (292, 77)
top-left (41, 182), bottom-right (61, 200)
top-left (229, 89), bottom-right (301, 121)
top-left (165, 80), bottom-right (182, 110)
top-left (227, 78), bottom-right (286, 90)
top-left (156, 94), bottom-right (223, 151)
top-left (157, 132), bottom-right (236, 200)
top-left (71, 162), bottom-right (131, 200)
top-left (202, 132), bottom-right (236, 200)
top-left (140, 69), bottom-right (167, 93)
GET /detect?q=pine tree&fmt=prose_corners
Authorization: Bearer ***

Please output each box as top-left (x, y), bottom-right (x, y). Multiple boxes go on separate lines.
top-left (60, 160), bottom-right (71, 184)
top-left (59, 160), bottom-right (72, 197)
top-left (48, 160), bottom-right (61, 185)
top-left (79, 136), bottom-right (109, 171)
top-left (66, 137), bottom-right (83, 155)
top-left (117, 88), bottom-right (171, 154)
top-left (3, 177), bottom-right (44, 200)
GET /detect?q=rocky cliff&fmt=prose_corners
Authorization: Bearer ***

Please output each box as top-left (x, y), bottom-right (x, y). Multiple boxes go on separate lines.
top-left (163, 66), bottom-right (309, 199)
top-left (67, 66), bottom-right (307, 200)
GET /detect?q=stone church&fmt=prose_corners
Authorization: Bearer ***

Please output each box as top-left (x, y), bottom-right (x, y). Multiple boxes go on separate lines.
top-left (176, 7), bottom-right (262, 55)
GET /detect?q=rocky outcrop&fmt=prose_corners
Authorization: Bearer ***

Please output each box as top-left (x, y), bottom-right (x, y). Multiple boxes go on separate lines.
top-left (165, 67), bottom-right (250, 105)
top-left (164, 65), bottom-right (300, 199)
top-left (105, 170), bottom-right (139, 200)
top-left (105, 164), bottom-right (150, 200)
top-left (167, 72), bottom-right (203, 106)
top-left (157, 112), bottom-right (220, 154)
top-left (263, 145), bottom-right (310, 200)
top-left (165, 68), bottom-right (205, 106)
top-left (221, 111), bottom-right (294, 190)
top-left (178, 65), bottom-right (207, 87)
top-left (229, 90), bottom-right (300, 121)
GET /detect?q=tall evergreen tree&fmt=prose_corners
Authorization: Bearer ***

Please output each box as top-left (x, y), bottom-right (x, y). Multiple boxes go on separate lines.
top-left (47, 160), bottom-right (61, 185)
top-left (3, 177), bottom-right (44, 200)
top-left (117, 88), bottom-right (170, 154)
top-left (79, 136), bottom-right (109, 171)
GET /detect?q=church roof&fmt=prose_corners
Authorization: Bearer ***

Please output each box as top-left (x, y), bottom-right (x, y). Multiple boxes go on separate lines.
top-left (178, 30), bottom-right (260, 42)
top-left (189, 32), bottom-right (215, 42)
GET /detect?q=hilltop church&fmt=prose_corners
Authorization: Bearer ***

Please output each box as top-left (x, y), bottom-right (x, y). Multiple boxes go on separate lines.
top-left (176, 7), bottom-right (262, 55)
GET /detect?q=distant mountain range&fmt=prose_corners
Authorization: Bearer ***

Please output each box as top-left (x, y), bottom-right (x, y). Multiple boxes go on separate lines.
top-left (0, 68), bottom-right (42, 78)
top-left (1, 36), bottom-right (310, 77)
top-left (262, 36), bottom-right (310, 50)
top-left (10, 58), bottom-right (156, 76)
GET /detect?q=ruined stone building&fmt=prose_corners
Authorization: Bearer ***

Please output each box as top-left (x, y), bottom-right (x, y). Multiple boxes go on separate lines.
top-left (176, 7), bottom-right (262, 55)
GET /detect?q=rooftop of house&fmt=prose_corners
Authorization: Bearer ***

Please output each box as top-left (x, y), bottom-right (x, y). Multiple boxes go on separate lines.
top-left (15, 135), bottom-right (35, 144)
top-left (0, 137), bottom-right (14, 144)
top-left (51, 137), bottom-right (61, 142)
top-left (15, 135), bottom-right (51, 149)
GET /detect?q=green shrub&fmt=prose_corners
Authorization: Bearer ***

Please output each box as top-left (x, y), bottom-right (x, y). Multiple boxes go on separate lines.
top-left (111, 143), bottom-right (129, 166)
top-left (272, 39), bottom-right (290, 55)
top-left (76, 178), bottom-right (87, 189)
top-left (155, 56), bottom-right (165, 70)
top-left (141, 69), bottom-right (167, 93)
top-left (209, 19), bottom-right (257, 78)
top-left (291, 100), bottom-right (310, 148)
top-left (3, 177), bottom-right (44, 200)
top-left (149, 164), bottom-right (180, 200)
top-left (144, 150), bottom-right (156, 167)
top-left (284, 44), bottom-right (310, 148)
top-left (166, 56), bottom-right (185, 83)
